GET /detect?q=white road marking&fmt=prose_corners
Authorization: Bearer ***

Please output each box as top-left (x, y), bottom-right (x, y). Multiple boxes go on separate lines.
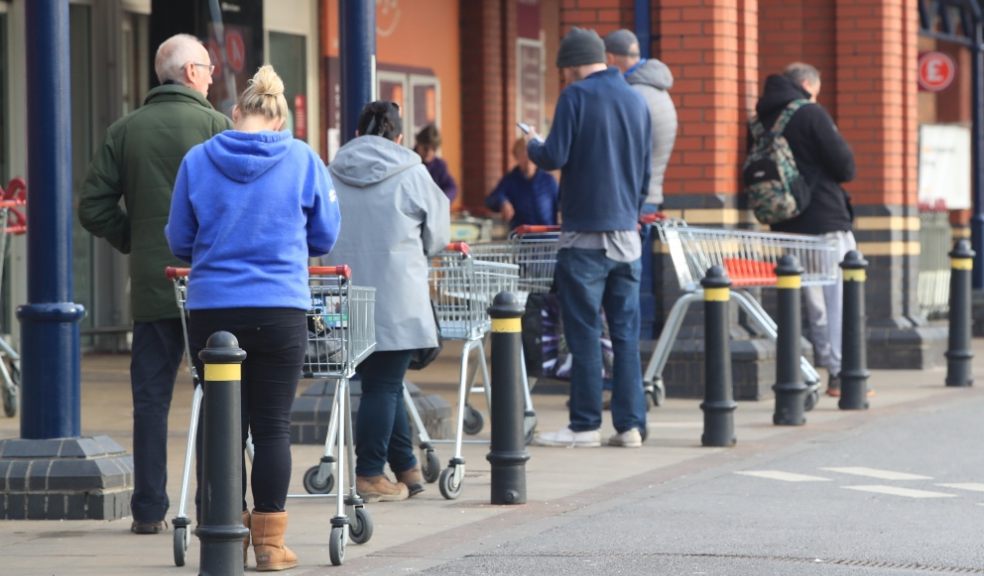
top-left (821, 467), bottom-right (932, 481)
top-left (937, 483), bottom-right (984, 493)
top-left (735, 470), bottom-right (832, 482)
top-left (843, 485), bottom-right (957, 499)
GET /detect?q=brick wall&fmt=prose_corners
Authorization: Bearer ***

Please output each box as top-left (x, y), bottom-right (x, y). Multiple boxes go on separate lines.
top-left (559, 0), bottom-right (633, 35)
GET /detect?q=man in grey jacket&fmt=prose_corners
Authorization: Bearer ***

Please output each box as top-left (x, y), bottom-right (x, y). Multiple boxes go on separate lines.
top-left (605, 29), bottom-right (678, 340)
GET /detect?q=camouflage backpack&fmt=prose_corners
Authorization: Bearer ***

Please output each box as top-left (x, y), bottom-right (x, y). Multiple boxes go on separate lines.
top-left (742, 99), bottom-right (811, 224)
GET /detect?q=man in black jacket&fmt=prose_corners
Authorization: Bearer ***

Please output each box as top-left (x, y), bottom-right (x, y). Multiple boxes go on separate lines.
top-left (754, 62), bottom-right (856, 397)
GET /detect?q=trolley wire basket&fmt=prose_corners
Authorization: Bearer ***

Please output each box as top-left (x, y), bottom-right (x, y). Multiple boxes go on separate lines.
top-left (0, 177), bottom-right (25, 418)
top-left (304, 265), bottom-right (377, 379)
top-left (429, 242), bottom-right (519, 341)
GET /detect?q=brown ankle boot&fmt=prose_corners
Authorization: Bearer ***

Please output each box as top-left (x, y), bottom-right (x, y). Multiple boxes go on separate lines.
top-left (242, 510), bottom-right (250, 567)
top-left (250, 510), bottom-right (298, 572)
top-left (395, 467), bottom-right (425, 497)
top-left (356, 475), bottom-right (409, 502)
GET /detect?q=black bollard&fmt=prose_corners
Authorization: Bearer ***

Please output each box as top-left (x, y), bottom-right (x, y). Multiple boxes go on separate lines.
top-left (701, 266), bottom-right (737, 447)
top-left (486, 291), bottom-right (530, 505)
top-left (839, 251), bottom-right (870, 410)
top-left (945, 239), bottom-right (975, 387)
top-left (773, 255), bottom-right (807, 425)
top-left (197, 331), bottom-right (249, 576)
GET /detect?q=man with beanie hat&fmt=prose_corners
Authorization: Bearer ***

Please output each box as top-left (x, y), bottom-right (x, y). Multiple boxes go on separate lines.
top-left (526, 27), bottom-right (651, 449)
top-left (604, 29), bottom-right (678, 340)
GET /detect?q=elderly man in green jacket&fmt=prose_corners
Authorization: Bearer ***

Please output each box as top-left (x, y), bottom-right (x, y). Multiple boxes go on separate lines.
top-left (79, 33), bottom-right (231, 535)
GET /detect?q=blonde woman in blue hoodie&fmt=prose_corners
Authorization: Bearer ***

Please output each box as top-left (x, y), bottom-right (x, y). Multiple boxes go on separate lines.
top-left (166, 65), bottom-right (340, 572)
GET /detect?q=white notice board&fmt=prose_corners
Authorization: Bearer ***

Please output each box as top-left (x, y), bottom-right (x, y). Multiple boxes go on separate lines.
top-left (918, 124), bottom-right (971, 210)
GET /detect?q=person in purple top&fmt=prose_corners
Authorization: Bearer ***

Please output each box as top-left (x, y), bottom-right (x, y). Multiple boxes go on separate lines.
top-left (485, 137), bottom-right (559, 229)
top-left (414, 124), bottom-right (459, 203)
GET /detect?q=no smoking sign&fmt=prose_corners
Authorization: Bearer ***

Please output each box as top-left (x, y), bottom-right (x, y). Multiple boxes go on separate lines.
top-left (918, 51), bottom-right (956, 92)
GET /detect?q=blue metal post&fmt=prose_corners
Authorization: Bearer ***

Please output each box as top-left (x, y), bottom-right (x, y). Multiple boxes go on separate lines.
top-left (971, 39), bottom-right (984, 289)
top-left (19, 0), bottom-right (85, 439)
top-left (633, 0), bottom-right (651, 59)
top-left (340, 0), bottom-right (376, 145)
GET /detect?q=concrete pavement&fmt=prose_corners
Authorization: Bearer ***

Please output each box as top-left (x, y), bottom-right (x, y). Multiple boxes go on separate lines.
top-left (0, 337), bottom-right (978, 575)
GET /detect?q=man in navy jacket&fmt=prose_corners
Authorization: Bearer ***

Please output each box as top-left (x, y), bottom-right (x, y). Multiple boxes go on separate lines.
top-left (527, 27), bottom-right (651, 448)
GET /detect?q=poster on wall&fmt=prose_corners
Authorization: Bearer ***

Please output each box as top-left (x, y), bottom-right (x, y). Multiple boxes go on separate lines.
top-left (517, 38), bottom-right (544, 132)
top-left (917, 124), bottom-right (971, 211)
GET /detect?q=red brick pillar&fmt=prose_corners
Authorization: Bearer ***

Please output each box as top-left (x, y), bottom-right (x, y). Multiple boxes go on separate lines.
top-left (834, 0), bottom-right (944, 368)
top-left (659, 0), bottom-right (753, 224)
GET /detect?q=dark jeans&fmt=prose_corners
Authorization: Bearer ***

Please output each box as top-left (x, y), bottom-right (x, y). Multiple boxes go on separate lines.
top-left (189, 307), bottom-right (306, 513)
top-left (354, 350), bottom-right (417, 478)
top-left (555, 248), bottom-right (647, 434)
top-left (130, 319), bottom-right (185, 523)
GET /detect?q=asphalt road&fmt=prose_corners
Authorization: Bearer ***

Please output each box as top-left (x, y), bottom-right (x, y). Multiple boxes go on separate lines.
top-left (408, 390), bottom-right (984, 576)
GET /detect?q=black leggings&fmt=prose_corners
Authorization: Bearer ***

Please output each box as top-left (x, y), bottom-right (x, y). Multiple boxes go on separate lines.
top-left (189, 307), bottom-right (306, 513)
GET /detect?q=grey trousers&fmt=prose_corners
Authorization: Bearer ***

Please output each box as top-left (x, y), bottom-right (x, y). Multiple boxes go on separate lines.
top-left (802, 230), bottom-right (856, 377)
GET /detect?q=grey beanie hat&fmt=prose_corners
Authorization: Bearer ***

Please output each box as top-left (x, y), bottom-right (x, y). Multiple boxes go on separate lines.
top-left (604, 29), bottom-right (640, 56)
top-left (556, 27), bottom-right (606, 68)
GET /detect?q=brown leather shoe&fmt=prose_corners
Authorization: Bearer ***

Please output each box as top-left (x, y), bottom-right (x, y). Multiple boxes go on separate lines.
top-left (395, 467), bottom-right (425, 497)
top-left (356, 475), bottom-right (409, 502)
top-left (130, 520), bottom-right (167, 534)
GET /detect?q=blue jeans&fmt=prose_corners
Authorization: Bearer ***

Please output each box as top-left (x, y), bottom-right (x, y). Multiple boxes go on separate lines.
top-left (555, 248), bottom-right (647, 434)
top-left (639, 203), bottom-right (662, 339)
top-left (355, 350), bottom-right (417, 477)
top-left (130, 319), bottom-right (185, 523)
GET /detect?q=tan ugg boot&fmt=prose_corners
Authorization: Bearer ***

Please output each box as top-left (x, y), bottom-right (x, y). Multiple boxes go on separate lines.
top-left (250, 510), bottom-right (298, 572)
top-left (242, 510), bottom-right (250, 567)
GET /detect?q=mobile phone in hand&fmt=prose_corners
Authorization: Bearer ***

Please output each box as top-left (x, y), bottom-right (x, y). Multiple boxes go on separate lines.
top-left (517, 122), bottom-right (532, 135)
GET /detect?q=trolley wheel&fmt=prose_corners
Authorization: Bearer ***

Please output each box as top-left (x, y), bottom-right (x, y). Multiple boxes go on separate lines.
top-left (328, 525), bottom-right (346, 566)
top-left (439, 466), bottom-right (463, 500)
top-left (804, 389), bottom-right (819, 412)
top-left (463, 405), bottom-right (484, 435)
top-left (302, 465), bottom-right (334, 495)
top-left (348, 507), bottom-right (373, 545)
top-left (173, 526), bottom-right (188, 567)
top-left (523, 414), bottom-right (537, 446)
top-left (421, 449), bottom-right (441, 484)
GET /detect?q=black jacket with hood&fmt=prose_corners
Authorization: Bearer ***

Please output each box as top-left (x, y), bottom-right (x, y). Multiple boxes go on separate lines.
top-left (753, 74), bottom-right (855, 235)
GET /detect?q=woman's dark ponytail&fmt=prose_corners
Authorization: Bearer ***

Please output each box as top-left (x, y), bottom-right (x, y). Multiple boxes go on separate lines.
top-left (357, 100), bottom-right (403, 142)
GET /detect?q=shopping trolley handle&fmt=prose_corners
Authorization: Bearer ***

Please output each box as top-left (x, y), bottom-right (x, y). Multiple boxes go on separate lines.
top-left (309, 265), bottom-right (352, 279)
top-left (3, 206), bottom-right (26, 235)
top-left (165, 266), bottom-right (190, 279)
top-left (1, 177), bottom-right (26, 203)
top-left (512, 225), bottom-right (560, 236)
top-left (445, 241), bottom-right (470, 256)
top-left (639, 212), bottom-right (668, 225)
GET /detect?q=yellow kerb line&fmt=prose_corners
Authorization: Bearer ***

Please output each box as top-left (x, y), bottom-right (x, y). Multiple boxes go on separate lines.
top-left (204, 364), bottom-right (241, 382)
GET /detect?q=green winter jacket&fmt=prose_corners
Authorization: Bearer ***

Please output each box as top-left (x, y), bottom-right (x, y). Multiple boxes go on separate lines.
top-left (79, 84), bottom-right (232, 322)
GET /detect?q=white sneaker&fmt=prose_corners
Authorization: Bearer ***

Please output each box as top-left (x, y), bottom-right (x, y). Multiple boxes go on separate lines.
top-left (607, 428), bottom-right (643, 448)
top-left (533, 426), bottom-right (601, 448)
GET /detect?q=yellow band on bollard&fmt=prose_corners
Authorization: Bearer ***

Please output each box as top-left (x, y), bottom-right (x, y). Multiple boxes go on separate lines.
top-left (491, 317), bottom-right (522, 333)
top-left (843, 269), bottom-right (866, 282)
top-left (704, 287), bottom-right (730, 302)
top-left (951, 257), bottom-right (973, 270)
top-left (204, 363), bottom-right (241, 382)
top-left (776, 275), bottom-right (802, 289)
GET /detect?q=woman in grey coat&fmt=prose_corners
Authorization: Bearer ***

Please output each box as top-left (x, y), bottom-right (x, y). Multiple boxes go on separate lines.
top-left (324, 101), bottom-right (451, 502)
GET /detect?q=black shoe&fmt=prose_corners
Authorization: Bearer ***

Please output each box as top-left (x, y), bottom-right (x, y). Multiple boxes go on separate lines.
top-left (130, 520), bottom-right (167, 534)
top-left (826, 374), bottom-right (841, 397)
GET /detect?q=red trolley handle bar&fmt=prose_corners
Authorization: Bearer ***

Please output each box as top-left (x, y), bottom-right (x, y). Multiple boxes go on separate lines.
top-left (2, 177), bottom-right (26, 202)
top-left (638, 212), bottom-right (668, 225)
top-left (4, 206), bottom-right (26, 235)
top-left (512, 225), bottom-right (560, 235)
top-left (167, 265), bottom-right (353, 280)
top-left (445, 241), bottom-right (470, 256)
top-left (309, 265), bottom-right (352, 279)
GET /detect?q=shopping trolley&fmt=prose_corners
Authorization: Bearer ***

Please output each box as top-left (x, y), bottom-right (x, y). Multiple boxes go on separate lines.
top-left (0, 178), bottom-right (26, 418)
top-left (166, 265), bottom-right (376, 567)
top-left (642, 216), bottom-right (840, 410)
top-left (408, 243), bottom-right (520, 499)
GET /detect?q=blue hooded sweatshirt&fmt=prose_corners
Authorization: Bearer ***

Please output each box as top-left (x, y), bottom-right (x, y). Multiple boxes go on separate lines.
top-left (166, 130), bottom-right (340, 311)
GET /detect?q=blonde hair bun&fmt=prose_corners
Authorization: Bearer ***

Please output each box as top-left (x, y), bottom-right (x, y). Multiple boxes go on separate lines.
top-left (250, 65), bottom-right (285, 97)
top-left (237, 64), bottom-right (289, 120)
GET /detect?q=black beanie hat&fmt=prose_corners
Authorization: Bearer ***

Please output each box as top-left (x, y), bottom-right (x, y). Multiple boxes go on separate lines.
top-left (556, 27), bottom-right (606, 68)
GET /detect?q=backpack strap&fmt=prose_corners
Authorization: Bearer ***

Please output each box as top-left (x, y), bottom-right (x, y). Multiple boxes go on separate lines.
top-left (770, 98), bottom-right (809, 136)
top-left (749, 116), bottom-right (765, 140)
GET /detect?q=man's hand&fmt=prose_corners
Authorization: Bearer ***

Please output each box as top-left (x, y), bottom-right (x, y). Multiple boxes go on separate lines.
top-left (523, 127), bottom-right (541, 143)
top-left (501, 201), bottom-right (515, 224)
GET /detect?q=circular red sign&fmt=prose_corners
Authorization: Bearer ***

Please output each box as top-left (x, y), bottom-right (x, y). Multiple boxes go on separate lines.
top-left (225, 30), bottom-right (246, 73)
top-left (918, 51), bottom-right (956, 92)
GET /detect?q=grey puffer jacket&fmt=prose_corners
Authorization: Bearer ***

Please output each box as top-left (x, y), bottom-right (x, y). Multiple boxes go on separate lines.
top-left (626, 59), bottom-right (678, 206)
top-left (323, 135), bottom-right (450, 352)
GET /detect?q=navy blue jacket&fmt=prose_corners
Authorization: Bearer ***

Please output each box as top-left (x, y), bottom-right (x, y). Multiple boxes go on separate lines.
top-left (528, 67), bottom-right (651, 232)
top-left (484, 167), bottom-right (559, 229)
